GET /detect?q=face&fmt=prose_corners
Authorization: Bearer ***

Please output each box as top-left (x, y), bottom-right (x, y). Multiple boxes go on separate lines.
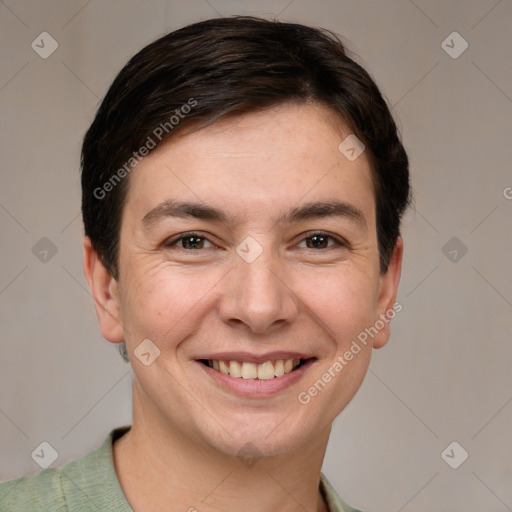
top-left (85, 102), bottom-right (402, 458)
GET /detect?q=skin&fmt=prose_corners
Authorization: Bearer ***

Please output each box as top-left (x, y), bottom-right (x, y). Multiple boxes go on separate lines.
top-left (84, 101), bottom-right (403, 512)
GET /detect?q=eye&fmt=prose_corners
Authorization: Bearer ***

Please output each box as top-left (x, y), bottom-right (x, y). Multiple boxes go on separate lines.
top-left (296, 232), bottom-right (347, 250)
top-left (164, 232), bottom-right (216, 250)
top-left (163, 231), bottom-right (348, 252)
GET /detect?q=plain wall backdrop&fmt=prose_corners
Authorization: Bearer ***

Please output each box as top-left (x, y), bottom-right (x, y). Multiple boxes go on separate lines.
top-left (1, 1), bottom-right (511, 510)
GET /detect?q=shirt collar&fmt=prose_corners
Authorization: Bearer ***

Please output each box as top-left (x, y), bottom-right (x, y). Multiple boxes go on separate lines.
top-left (71, 426), bottom-right (359, 512)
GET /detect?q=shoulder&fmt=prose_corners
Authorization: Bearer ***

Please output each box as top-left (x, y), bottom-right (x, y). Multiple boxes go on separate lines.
top-left (320, 472), bottom-right (363, 512)
top-left (0, 468), bottom-right (72, 512)
top-left (0, 466), bottom-right (67, 511)
top-left (0, 426), bottom-right (132, 512)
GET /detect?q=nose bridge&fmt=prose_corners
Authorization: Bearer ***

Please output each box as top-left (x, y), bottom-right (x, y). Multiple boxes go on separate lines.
top-left (219, 240), bottom-right (298, 334)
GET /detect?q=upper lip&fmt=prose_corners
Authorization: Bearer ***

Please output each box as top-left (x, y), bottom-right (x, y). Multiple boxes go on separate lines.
top-left (196, 351), bottom-right (315, 364)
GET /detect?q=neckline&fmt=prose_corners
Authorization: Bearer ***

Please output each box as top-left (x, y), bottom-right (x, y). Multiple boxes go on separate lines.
top-left (108, 425), bottom-right (341, 512)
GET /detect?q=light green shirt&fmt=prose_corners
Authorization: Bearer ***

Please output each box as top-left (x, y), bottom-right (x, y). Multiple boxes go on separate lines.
top-left (0, 426), bottom-right (361, 511)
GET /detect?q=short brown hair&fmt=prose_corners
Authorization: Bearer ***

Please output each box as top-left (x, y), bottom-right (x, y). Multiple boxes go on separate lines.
top-left (81, 16), bottom-right (410, 279)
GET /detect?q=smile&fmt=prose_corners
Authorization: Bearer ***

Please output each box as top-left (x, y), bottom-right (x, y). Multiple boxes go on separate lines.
top-left (200, 358), bottom-right (305, 380)
top-left (196, 352), bottom-right (317, 396)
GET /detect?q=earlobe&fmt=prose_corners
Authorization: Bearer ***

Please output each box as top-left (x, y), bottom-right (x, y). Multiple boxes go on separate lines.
top-left (82, 236), bottom-right (124, 344)
top-left (373, 237), bottom-right (403, 349)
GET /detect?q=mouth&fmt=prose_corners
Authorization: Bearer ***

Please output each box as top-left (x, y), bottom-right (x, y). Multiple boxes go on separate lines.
top-left (198, 357), bottom-right (314, 380)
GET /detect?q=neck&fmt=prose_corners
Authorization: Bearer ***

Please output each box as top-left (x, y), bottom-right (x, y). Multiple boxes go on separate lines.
top-left (113, 382), bottom-right (331, 512)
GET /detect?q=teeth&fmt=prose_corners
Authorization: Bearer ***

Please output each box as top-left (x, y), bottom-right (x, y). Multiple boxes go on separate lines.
top-left (257, 361), bottom-right (275, 380)
top-left (229, 360), bottom-right (242, 378)
top-left (274, 359), bottom-right (284, 377)
top-left (207, 358), bottom-right (302, 379)
top-left (219, 360), bottom-right (229, 375)
top-left (241, 362), bottom-right (258, 379)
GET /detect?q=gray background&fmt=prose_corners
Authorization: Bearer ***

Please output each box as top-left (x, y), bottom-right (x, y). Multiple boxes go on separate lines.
top-left (1, 0), bottom-right (511, 510)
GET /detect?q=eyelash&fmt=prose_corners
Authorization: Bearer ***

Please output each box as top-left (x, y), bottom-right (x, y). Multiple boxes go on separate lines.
top-left (164, 231), bottom-right (348, 251)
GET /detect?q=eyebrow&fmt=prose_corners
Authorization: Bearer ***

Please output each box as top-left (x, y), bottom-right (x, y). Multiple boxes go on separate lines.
top-left (142, 199), bottom-right (367, 231)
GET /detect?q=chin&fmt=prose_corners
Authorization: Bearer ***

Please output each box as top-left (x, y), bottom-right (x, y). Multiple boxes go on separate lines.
top-left (195, 411), bottom-right (320, 460)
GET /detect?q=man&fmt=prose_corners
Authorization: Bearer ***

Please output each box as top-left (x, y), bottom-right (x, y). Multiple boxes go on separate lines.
top-left (0, 16), bottom-right (409, 511)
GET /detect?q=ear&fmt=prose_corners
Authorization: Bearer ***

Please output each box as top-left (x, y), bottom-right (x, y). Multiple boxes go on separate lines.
top-left (83, 236), bottom-right (124, 344)
top-left (373, 236), bottom-right (403, 349)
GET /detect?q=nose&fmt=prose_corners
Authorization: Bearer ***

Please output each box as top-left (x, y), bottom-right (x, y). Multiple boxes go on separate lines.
top-left (218, 247), bottom-right (299, 335)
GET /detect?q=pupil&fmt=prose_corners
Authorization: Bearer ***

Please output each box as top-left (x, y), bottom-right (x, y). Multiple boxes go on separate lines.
top-left (308, 235), bottom-right (327, 249)
top-left (184, 236), bottom-right (203, 249)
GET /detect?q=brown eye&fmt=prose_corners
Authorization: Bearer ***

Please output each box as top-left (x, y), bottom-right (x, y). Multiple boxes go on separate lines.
top-left (305, 235), bottom-right (330, 249)
top-left (165, 232), bottom-right (215, 250)
top-left (297, 233), bottom-right (345, 250)
top-left (180, 235), bottom-right (205, 249)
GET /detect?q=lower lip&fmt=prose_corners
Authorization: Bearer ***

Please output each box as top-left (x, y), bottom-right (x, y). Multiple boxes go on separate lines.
top-left (196, 359), bottom-right (316, 397)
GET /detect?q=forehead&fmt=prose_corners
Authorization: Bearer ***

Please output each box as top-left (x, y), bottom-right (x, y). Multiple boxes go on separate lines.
top-left (121, 102), bottom-right (375, 230)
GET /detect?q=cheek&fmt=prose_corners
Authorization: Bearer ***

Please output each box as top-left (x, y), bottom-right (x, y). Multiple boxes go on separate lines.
top-left (120, 261), bottom-right (224, 348)
top-left (301, 266), bottom-right (379, 345)
top-left (294, 269), bottom-right (378, 417)
top-left (296, 272), bottom-right (376, 423)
